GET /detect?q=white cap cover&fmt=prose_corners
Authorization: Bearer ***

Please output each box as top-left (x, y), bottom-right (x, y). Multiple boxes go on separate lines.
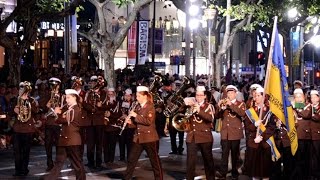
top-left (49, 77), bottom-right (61, 83)
top-left (108, 87), bottom-right (115, 92)
top-left (137, 86), bottom-right (149, 92)
top-left (310, 90), bottom-right (319, 96)
top-left (125, 89), bottom-right (132, 95)
top-left (250, 84), bottom-right (262, 89)
top-left (226, 85), bottom-right (238, 92)
top-left (90, 76), bottom-right (98, 81)
top-left (65, 89), bottom-right (79, 96)
top-left (293, 88), bottom-right (303, 94)
top-left (256, 87), bottom-right (264, 94)
top-left (196, 86), bottom-right (206, 92)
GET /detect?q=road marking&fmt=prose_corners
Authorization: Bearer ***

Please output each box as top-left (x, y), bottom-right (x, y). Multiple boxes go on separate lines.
top-left (212, 148), bottom-right (220, 151)
top-left (138, 155), bottom-right (168, 161)
top-left (34, 168), bottom-right (73, 176)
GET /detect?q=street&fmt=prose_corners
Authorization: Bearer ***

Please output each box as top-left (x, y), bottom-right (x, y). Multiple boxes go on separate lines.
top-left (0, 132), bottom-right (249, 180)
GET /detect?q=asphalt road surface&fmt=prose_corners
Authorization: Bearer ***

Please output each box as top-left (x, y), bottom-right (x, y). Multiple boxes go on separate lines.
top-left (0, 132), bottom-right (250, 180)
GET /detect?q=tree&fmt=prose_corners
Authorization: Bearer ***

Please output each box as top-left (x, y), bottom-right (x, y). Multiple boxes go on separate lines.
top-left (171, 0), bottom-right (320, 87)
top-left (0, 0), bottom-right (83, 86)
top-left (77, 0), bottom-right (153, 88)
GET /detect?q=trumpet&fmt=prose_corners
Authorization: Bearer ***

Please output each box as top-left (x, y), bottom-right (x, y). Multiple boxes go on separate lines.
top-left (219, 98), bottom-right (229, 110)
top-left (119, 102), bottom-right (138, 135)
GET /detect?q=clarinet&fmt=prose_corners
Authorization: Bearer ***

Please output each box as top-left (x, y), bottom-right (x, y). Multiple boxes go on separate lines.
top-left (119, 102), bottom-right (138, 135)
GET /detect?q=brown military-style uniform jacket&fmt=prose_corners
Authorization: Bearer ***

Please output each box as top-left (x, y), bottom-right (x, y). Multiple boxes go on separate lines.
top-left (274, 120), bottom-right (291, 148)
top-left (83, 90), bottom-right (107, 126)
top-left (244, 105), bottom-right (276, 149)
top-left (77, 89), bottom-right (89, 127)
top-left (186, 102), bottom-right (214, 144)
top-left (104, 98), bottom-right (122, 131)
top-left (295, 103), bottom-right (312, 140)
top-left (56, 104), bottom-right (82, 146)
top-left (311, 104), bottom-right (320, 140)
top-left (217, 100), bottom-right (245, 140)
top-left (13, 97), bottom-right (39, 133)
top-left (131, 101), bottom-right (159, 144)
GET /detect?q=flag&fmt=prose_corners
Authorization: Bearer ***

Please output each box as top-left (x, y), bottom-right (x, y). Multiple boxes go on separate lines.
top-left (264, 21), bottom-right (298, 155)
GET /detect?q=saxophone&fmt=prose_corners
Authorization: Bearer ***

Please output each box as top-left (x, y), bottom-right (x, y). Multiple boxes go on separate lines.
top-left (17, 81), bottom-right (33, 122)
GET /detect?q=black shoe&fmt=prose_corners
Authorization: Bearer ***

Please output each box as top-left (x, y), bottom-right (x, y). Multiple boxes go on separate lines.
top-left (95, 165), bottom-right (103, 170)
top-left (85, 163), bottom-right (95, 168)
top-left (178, 148), bottom-right (184, 155)
top-left (22, 169), bottom-right (29, 176)
top-left (169, 151), bottom-right (177, 155)
top-left (13, 172), bottom-right (24, 177)
top-left (46, 166), bottom-right (53, 172)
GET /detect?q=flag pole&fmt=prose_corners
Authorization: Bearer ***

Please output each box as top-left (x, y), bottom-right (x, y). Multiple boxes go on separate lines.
top-left (256, 16), bottom-right (278, 138)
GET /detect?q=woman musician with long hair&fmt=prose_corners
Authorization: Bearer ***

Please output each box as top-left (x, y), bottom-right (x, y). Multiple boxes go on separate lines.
top-left (45, 89), bottom-right (86, 180)
top-left (123, 86), bottom-right (163, 180)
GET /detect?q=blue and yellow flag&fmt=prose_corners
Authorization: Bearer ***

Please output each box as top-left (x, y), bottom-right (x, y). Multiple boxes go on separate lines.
top-left (246, 108), bottom-right (281, 161)
top-left (264, 24), bottom-right (298, 155)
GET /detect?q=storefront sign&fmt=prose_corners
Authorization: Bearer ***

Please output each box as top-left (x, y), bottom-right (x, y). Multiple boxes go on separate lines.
top-left (127, 22), bottom-right (137, 65)
top-left (138, 21), bottom-right (149, 64)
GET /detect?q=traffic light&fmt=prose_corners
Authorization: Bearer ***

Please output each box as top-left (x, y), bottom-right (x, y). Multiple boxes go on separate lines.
top-left (316, 71), bottom-right (320, 78)
top-left (257, 51), bottom-right (265, 65)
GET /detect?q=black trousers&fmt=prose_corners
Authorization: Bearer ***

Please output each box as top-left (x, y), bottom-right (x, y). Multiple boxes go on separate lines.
top-left (86, 125), bottom-right (104, 167)
top-left (272, 143), bottom-right (294, 180)
top-left (292, 139), bottom-right (312, 180)
top-left (124, 141), bottom-right (163, 180)
top-left (312, 140), bottom-right (320, 178)
top-left (119, 128), bottom-right (134, 160)
top-left (79, 126), bottom-right (88, 161)
top-left (186, 142), bottom-right (215, 180)
top-left (103, 130), bottom-right (118, 163)
top-left (45, 125), bottom-right (61, 168)
top-left (169, 125), bottom-right (184, 153)
top-left (45, 146), bottom-right (86, 180)
top-left (220, 140), bottom-right (240, 177)
top-left (13, 132), bottom-right (33, 175)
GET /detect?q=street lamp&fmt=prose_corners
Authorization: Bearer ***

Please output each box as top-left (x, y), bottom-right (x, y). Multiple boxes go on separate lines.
top-left (204, 7), bottom-right (217, 88)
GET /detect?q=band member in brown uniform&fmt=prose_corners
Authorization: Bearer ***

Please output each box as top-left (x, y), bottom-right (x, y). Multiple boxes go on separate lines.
top-left (71, 76), bottom-right (87, 160)
top-left (185, 86), bottom-right (215, 180)
top-left (216, 85), bottom-right (245, 179)
top-left (124, 86), bottom-right (163, 180)
top-left (45, 89), bottom-right (86, 180)
top-left (118, 88), bottom-right (135, 161)
top-left (44, 77), bottom-right (63, 171)
top-left (309, 90), bottom-right (320, 179)
top-left (244, 87), bottom-right (276, 179)
top-left (272, 114), bottom-right (294, 179)
top-left (12, 81), bottom-right (39, 176)
top-left (104, 87), bottom-right (121, 164)
top-left (83, 75), bottom-right (107, 168)
top-left (292, 88), bottom-right (312, 179)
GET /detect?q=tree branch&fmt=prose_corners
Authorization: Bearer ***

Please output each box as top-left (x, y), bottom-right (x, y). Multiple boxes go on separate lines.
top-left (78, 29), bottom-right (102, 48)
top-left (113, 0), bottom-right (153, 50)
top-left (89, 0), bottom-right (108, 36)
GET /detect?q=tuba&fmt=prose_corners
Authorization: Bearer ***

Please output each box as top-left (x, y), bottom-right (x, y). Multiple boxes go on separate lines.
top-left (163, 76), bottom-right (194, 117)
top-left (45, 78), bottom-right (62, 119)
top-left (149, 75), bottom-right (164, 107)
top-left (171, 105), bottom-right (195, 131)
top-left (71, 76), bottom-right (83, 89)
top-left (17, 81), bottom-right (33, 122)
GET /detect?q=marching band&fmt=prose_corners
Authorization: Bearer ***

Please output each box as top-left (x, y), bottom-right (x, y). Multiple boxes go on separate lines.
top-left (1, 74), bottom-right (320, 180)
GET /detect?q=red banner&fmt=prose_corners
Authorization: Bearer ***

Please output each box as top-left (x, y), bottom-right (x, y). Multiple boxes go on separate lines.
top-left (127, 22), bottom-right (137, 65)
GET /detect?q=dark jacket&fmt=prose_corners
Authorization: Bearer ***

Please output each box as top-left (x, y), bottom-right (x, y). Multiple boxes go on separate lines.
top-left (186, 102), bottom-right (214, 143)
top-left (244, 105), bottom-right (276, 149)
top-left (13, 97), bottom-right (39, 133)
top-left (56, 104), bottom-right (82, 146)
top-left (217, 100), bottom-right (245, 140)
top-left (311, 104), bottom-right (320, 140)
top-left (131, 101), bottom-right (159, 143)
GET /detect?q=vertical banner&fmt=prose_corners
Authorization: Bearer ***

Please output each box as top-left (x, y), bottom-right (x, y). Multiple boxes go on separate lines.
top-left (127, 22), bottom-right (137, 65)
top-left (138, 21), bottom-right (149, 64)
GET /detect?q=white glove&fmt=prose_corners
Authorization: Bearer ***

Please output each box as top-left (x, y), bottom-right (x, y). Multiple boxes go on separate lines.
top-left (254, 135), bottom-right (263, 143)
top-left (254, 120), bottom-right (262, 127)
